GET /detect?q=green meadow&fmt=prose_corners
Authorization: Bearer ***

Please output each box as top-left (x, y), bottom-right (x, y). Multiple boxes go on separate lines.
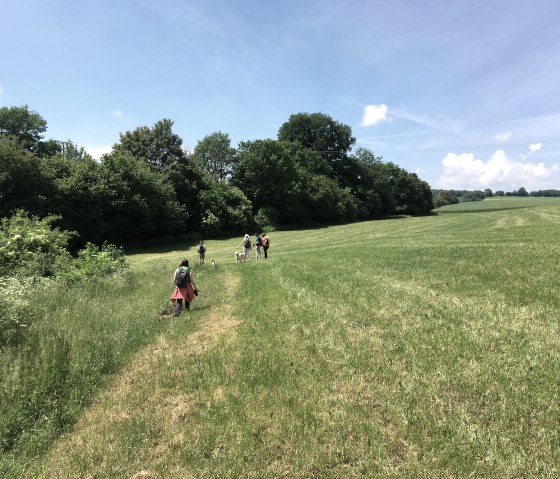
top-left (5, 197), bottom-right (560, 478)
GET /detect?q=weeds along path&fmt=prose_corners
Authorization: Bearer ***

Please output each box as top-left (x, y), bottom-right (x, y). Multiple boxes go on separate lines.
top-left (30, 269), bottom-right (241, 479)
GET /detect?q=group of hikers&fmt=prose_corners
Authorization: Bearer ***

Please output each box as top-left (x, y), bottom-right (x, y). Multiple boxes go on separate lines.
top-left (169, 233), bottom-right (270, 317)
top-left (237, 232), bottom-right (270, 261)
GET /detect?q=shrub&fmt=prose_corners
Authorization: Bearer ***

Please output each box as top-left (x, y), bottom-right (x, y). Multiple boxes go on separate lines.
top-left (0, 277), bottom-right (33, 347)
top-left (0, 211), bottom-right (74, 279)
top-left (56, 243), bottom-right (128, 284)
top-left (0, 211), bottom-right (128, 348)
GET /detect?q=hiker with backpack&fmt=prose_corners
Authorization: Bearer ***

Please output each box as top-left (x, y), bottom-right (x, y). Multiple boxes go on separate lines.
top-left (238, 234), bottom-right (252, 260)
top-left (254, 232), bottom-right (262, 260)
top-left (170, 258), bottom-right (199, 317)
top-left (262, 233), bottom-right (270, 259)
top-left (197, 240), bottom-right (206, 264)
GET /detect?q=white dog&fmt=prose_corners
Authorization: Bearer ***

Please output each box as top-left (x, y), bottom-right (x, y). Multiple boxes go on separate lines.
top-left (212, 260), bottom-right (216, 267)
top-left (235, 251), bottom-right (246, 262)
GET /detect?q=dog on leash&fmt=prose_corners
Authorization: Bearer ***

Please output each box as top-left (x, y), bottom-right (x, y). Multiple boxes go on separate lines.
top-left (235, 251), bottom-right (246, 262)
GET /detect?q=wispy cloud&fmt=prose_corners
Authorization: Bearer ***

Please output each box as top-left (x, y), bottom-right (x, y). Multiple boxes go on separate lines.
top-left (438, 149), bottom-right (559, 191)
top-left (495, 131), bottom-right (512, 142)
top-left (529, 142), bottom-right (542, 153)
top-left (361, 103), bottom-right (464, 135)
top-left (113, 110), bottom-right (129, 119)
top-left (391, 107), bottom-right (463, 134)
top-left (361, 104), bottom-right (389, 126)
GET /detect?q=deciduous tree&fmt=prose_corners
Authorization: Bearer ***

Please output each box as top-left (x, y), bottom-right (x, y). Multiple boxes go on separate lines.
top-left (0, 105), bottom-right (47, 152)
top-left (113, 119), bottom-right (185, 170)
top-left (194, 131), bottom-right (236, 181)
top-left (277, 112), bottom-right (355, 176)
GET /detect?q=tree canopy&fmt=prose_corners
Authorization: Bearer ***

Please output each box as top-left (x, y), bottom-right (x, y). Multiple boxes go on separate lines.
top-left (0, 105), bottom-right (60, 157)
top-left (278, 112), bottom-right (355, 176)
top-left (194, 131), bottom-right (236, 181)
top-left (113, 119), bottom-right (186, 170)
top-left (1, 105), bottom-right (437, 246)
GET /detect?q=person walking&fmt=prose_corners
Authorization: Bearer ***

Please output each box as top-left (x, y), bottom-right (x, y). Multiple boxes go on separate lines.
top-left (254, 232), bottom-right (262, 260)
top-left (262, 233), bottom-right (270, 259)
top-left (238, 234), bottom-right (252, 260)
top-left (170, 258), bottom-right (198, 317)
top-left (197, 240), bottom-right (206, 265)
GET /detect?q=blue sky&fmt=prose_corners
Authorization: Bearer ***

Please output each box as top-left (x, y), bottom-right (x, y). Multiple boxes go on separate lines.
top-left (2, 0), bottom-right (560, 191)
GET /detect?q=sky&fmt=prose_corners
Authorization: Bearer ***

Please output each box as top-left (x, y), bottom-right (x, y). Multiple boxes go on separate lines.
top-left (2, 0), bottom-right (560, 192)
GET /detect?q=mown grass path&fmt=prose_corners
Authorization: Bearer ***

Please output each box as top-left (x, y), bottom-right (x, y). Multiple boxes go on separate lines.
top-left (29, 270), bottom-right (241, 478)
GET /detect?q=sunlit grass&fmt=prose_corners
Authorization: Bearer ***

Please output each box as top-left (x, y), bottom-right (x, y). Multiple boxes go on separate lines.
top-left (13, 199), bottom-right (560, 478)
top-left (435, 196), bottom-right (560, 212)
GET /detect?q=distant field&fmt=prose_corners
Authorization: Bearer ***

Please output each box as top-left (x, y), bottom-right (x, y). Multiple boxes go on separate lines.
top-left (435, 195), bottom-right (560, 212)
top-left (17, 200), bottom-right (560, 478)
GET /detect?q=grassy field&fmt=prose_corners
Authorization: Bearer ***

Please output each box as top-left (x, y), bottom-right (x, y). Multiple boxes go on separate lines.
top-left (435, 195), bottom-right (560, 212)
top-left (13, 198), bottom-right (560, 478)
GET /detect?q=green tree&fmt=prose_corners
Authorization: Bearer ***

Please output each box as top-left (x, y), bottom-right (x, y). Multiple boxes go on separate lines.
top-left (57, 140), bottom-right (94, 162)
top-left (484, 188), bottom-right (493, 197)
top-left (462, 190), bottom-right (485, 202)
top-left (113, 119), bottom-right (186, 170)
top-left (194, 131), bottom-right (236, 181)
top-left (301, 174), bottom-right (359, 222)
top-left (199, 178), bottom-right (252, 234)
top-left (38, 155), bottom-right (106, 247)
top-left (99, 152), bottom-right (185, 244)
top-left (166, 153), bottom-right (207, 232)
top-left (277, 112), bottom-right (355, 176)
top-left (0, 136), bottom-right (50, 217)
top-left (0, 105), bottom-right (47, 153)
top-left (433, 190), bottom-right (459, 208)
top-left (346, 147), bottom-right (395, 218)
top-left (385, 163), bottom-right (434, 214)
top-left (233, 139), bottom-right (304, 225)
top-left (233, 139), bottom-right (360, 226)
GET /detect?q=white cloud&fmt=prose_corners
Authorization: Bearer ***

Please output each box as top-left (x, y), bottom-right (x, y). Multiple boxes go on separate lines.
top-left (113, 109), bottom-right (133, 120)
top-left (361, 104), bottom-right (389, 126)
top-left (495, 131), bottom-right (512, 142)
top-left (85, 145), bottom-right (112, 159)
top-left (0, 84), bottom-right (3, 94)
top-left (529, 142), bottom-right (542, 153)
top-left (437, 150), bottom-right (559, 191)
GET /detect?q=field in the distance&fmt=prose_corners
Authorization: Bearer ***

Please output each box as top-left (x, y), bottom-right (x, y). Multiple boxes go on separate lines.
top-left (435, 195), bottom-right (559, 212)
top-left (29, 197), bottom-right (560, 478)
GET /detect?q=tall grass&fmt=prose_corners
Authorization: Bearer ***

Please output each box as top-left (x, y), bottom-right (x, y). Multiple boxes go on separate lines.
top-left (0, 267), bottom-right (175, 476)
top-left (9, 198), bottom-right (560, 477)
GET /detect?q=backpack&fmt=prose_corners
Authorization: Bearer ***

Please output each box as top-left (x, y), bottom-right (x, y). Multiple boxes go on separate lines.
top-left (197, 244), bottom-right (206, 253)
top-left (244, 238), bottom-right (251, 248)
top-left (255, 236), bottom-right (262, 246)
top-left (175, 266), bottom-right (190, 287)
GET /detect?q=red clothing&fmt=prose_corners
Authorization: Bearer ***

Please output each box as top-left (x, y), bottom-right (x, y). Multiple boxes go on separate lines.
top-left (170, 283), bottom-right (195, 302)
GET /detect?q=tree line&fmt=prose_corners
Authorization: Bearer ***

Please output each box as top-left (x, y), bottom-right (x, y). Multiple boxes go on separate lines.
top-left (432, 187), bottom-right (560, 208)
top-left (1, 105), bottom-right (434, 247)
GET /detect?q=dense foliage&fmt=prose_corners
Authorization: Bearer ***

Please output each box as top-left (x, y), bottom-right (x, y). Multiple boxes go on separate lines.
top-left (1, 106), bottom-right (434, 246)
top-left (0, 210), bottom-right (129, 345)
